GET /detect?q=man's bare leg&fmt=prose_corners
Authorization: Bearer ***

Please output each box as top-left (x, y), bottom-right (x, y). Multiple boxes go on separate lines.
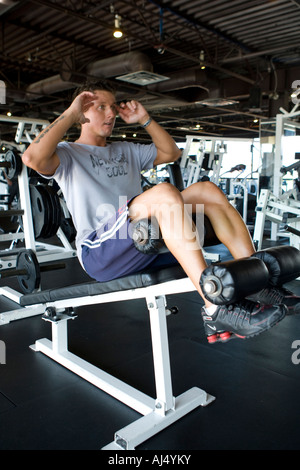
top-left (128, 182), bottom-right (213, 305)
top-left (181, 181), bottom-right (255, 259)
top-left (128, 182), bottom-right (286, 343)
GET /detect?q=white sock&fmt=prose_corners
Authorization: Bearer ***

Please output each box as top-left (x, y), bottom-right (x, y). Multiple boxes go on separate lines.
top-left (205, 305), bottom-right (217, 315)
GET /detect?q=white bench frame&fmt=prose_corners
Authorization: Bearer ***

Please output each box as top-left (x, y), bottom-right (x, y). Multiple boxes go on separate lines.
top-left (19, 275), bottom-right (216, 450)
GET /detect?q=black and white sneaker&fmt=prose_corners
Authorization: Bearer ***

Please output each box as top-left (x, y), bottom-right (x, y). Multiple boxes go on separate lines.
top-left (201, 300), bottom-right (287, 344)
top-left (248, 286), bottom-right (300, 316)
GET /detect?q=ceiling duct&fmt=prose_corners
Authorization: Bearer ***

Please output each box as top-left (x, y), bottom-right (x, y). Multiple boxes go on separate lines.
top-left (25, 51), bottom-right (155, 100)
top-left (23, 52), bottom-right (240, 110)
top-left (144, 68), bottom-right (220, 106)
top-left (196, 82), bottom-right (239, 106)
top-left (148, 68), bottom-right (208, 95)
top-left (87, 52), bottom-right (153, 80)
top-left (0, 0), bottom-right (19, 16)
top-left (26, 74), bottom-right (78, 100)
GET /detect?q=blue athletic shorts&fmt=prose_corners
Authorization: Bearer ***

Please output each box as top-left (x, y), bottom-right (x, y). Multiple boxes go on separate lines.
top-left (81, 199), bottom-right (177, 282)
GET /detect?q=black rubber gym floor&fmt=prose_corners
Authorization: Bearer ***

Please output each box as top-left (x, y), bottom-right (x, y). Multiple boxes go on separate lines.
top-left (1, 242), bottom-right (300, 450)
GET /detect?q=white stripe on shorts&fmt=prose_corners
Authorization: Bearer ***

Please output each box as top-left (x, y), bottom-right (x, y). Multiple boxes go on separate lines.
top-left (81, 208), bottom-right (129, 249)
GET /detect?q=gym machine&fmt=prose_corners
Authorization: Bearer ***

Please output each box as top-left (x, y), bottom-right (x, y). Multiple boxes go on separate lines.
top-left (256, 102), bottom-right (300, 246)
top-left (253, 188), bottom-right (300, 251)
top-left (179, 136), bottom-right (227, 186)
top-left (0, 158), bottom-right (76, 267)
top-left (0, 149), bottom-right (23, 180)
top-left (0, 115), bottom-right (76, 273)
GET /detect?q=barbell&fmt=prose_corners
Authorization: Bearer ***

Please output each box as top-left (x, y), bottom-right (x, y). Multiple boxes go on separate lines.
top-left (0, 249), bottom-right (65, 294)
top-left (0, 150), bottom-right (22, 180)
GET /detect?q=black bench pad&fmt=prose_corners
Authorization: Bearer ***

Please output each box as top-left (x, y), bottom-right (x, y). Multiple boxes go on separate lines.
top-left (20, 264), bottom-right (186, 307)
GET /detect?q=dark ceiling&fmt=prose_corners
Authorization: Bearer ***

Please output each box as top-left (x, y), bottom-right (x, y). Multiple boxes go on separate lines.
top-left (1, 0), bottom-right (300, 146)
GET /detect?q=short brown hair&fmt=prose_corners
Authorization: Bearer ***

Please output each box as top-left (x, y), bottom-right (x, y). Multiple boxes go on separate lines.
top-left (72, 80), bottom-right (116, 100)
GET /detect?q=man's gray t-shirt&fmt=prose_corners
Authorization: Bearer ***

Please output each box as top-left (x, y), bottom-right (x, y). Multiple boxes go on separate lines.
top-left (53, 141), bottom-right (157, 264)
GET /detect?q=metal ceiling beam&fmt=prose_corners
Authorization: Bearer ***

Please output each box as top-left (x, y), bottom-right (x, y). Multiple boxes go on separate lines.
top-left (290, 0), bottom-right (300, 7)
top-left (213, 0), bottom-right (291, 27)
top-left (152, 112), bottom-right (259, 134)
top-left (5, 17), bottom-right (107, 57)
top-left (162, 45), bottom-right (256, 85)
top-left (146, 0), bottom-right (253, 53)
top-left (27, 0), bottom-right (152, 45)
top-left (221, 44), bottom-right (300, 64)
top-left (24, 0), bottom-right (257, 87)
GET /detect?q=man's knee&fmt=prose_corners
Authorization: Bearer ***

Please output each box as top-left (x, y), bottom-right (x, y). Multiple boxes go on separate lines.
top-left (129, 183), bottom-right (182, 220)
top-left (139, 182), bottom-right (182, 207)
top-left (155, 182), bottom-right (182, 203)
top-left (199, 181), bottom-right (229, 206)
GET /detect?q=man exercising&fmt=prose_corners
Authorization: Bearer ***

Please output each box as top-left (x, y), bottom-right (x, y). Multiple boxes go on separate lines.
top-left (22, 80), bottom-right (297, 343)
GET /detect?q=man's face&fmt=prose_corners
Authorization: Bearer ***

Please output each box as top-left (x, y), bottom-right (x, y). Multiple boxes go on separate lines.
top-left (84, 90), bottom-right (118, 138)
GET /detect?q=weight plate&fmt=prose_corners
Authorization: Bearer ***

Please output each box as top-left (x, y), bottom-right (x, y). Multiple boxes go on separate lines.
top-left (44, 186), bottom-right (61, 237)
top-left (16, 249), bottom-right (40, 294)
top-left (54, 192), bottom-right (62, 235)
top-left (30, 185), bottom-right (48, 239)
top-left (36, 185), bottom-right (53, 238)
top-left (5, 150), bottom-right (22, 180)
top-left (54, 190), bottom-right (62, 234)
top-left (61, 217), bottom-right (76, 242)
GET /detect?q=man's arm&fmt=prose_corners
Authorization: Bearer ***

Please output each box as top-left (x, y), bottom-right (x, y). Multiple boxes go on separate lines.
top-left (117, 100), bottom-right (181, 166)
top-left (22, 91), bottom-right (96, 175)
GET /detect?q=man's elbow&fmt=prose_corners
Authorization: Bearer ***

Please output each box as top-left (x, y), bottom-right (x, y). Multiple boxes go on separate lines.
top-left (22, 150), bottom-right (57, 176)
top-left (22, 150), bottom-right (34, 170)
top-left (174, 147), bottom-right (182, 161)
top-left (168, 147), bottom-right (181, 163)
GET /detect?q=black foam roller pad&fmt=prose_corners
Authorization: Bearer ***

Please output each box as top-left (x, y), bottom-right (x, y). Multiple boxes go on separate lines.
top-left (200, 257), bottom-right (269, 305)
top-left (132, 215), bottom-right (220, 255)
top-left (252, 245), bottom-right (300, 286)
top-left (132, 218), bottom-right (168, 255)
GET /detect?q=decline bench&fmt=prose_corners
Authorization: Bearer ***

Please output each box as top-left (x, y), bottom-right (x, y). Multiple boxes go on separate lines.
top-left (1, 261), bottom-right (215, 450)
top-left (1, 224), bottom-right (299, 449)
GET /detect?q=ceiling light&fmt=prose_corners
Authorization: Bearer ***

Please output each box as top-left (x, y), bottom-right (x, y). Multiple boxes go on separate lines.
top-left (199, 50), bottom-right (206, 70)
top-left (113, 14), bottom-right (123, 38)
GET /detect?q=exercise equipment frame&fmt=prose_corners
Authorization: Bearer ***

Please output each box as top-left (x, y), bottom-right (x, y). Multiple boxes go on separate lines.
top-left (12, 273), bottom-right (215, 450)
top-left (253, 188), bottom-right (300, 250)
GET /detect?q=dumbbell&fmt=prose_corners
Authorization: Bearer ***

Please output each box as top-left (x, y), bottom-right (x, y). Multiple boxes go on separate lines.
top-left (0, 249), bottom-right (65, 294)
top-left (0, 150), bottom-right (23, 180)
